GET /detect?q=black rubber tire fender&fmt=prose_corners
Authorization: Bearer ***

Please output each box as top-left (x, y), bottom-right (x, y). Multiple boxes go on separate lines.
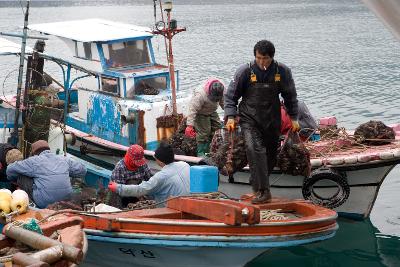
top-left (302, 167), bottom-right (350, 209)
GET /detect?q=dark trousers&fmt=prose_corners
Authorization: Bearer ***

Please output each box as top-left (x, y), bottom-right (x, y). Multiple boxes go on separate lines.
top-left (242, 125), bottom-right (279, 192)
top-left (15, 175), bottom-right (34, 202)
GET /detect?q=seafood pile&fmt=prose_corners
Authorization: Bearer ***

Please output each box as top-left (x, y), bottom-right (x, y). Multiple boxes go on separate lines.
top-left (277, 131), bottom-right (311, 177)
top-left (168, 118), bottom-right (197, 156)
top-left (207, 128), bottom-right (248, 176)
top-left (354, 120), bottom-right (395, 145)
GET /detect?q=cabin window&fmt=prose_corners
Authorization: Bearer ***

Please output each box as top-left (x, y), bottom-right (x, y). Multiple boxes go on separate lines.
top-left (126, 76), bottom-right (168, 98)
top-left (75, 41), bottom-right (92, 60)
top-left (101, 77), bottom-right (119, 95)
top-left (103, 40), bottom-right (151, 68)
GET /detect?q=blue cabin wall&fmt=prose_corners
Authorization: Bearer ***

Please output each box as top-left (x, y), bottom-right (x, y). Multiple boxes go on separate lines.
top-left (87, 94), bottom-right (122, 143)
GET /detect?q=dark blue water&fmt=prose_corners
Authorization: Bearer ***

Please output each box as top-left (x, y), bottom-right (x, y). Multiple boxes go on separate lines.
top-left (0, 1), bottom-right (399, 266)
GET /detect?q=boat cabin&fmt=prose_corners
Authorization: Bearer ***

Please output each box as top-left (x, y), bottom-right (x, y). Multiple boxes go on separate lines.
top-left (27, 19), bottom-right (189, 150)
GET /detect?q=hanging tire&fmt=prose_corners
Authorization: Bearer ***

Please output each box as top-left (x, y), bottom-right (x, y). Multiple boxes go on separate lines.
top-left (302, 167), bottom-right (350, 209)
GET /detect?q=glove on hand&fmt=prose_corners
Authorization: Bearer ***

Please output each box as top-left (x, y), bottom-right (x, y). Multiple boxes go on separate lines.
top-left (185, 126), bottom-right (196, 138)
top-left (226, 118), bottom-right (235, 132)
top-left (291, 120), bottom-right (301, 132)
top-left (108, 181), bottom-right (119, 193)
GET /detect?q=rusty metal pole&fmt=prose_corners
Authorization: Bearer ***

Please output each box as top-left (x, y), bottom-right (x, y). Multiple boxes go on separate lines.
top-left (166, 10), bottom-right (177, 116)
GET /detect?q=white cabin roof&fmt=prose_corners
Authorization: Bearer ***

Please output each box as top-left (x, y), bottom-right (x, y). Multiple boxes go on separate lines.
top-left (28, 19), bottom-right (153, 43)
top-left (0, 37), bottom-right (32, 55)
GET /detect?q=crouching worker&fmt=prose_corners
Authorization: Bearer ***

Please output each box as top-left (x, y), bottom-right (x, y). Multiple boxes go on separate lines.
top-left (108, 142), bottom-right (190, 206)
top-left (185, 78), bottom-right (225, 156)
top-left (111, 144), bottom-right (152, 206)
top-left (0, 144), bottom-right (23, 181)
top-left (6, 140), bottom-right (87, 208)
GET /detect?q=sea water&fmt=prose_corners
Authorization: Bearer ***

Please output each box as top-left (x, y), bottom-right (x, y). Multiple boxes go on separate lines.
top-left (0, 0), bottom-right (399, 266)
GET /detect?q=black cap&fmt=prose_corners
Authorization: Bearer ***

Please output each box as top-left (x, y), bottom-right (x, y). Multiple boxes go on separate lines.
top-left (154, 142), bottom-right (174, 164)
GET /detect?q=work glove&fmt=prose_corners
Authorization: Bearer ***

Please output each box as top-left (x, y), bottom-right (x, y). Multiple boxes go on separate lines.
top-left (185, 125), bottom-right (196, 138)
top-left (291, 120), bottom-right (301, 132)
top-left (108, 181), bottom-right (119, 193)
top-left (226, 117), bottom-right (235, 132)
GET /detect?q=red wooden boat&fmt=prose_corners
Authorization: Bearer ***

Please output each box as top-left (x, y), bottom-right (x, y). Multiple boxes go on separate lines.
top-left (75, 196), bottom-right (337, 267)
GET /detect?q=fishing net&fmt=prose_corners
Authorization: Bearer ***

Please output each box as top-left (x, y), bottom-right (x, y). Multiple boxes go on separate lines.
top-left (353, 120), bottom-right (395, 145)
top-left (277, 130), bottom-right (311, 177)
top-left (168, 118), bottom-right (197, 156)
top-left (207, 128), bottom-right (248, 176)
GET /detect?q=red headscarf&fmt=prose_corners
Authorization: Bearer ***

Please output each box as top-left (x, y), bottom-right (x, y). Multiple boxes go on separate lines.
top-left (124, 145), bottom-right (146, 171)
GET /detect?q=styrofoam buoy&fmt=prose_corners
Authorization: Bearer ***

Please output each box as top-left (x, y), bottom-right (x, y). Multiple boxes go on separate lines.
top-left (344, 156), bottom-right (358, 164)
top-left (10, 195), bottom-right (29, 214)
top-left (328, 157), bottom-right (344, 165)
top-left (358, 154), bottom-right (371, 163)
top-left (0, 189), bottom-right (12, 215)
top-left (0, 191), bottom-right (12, 202)
top-left (0, 189), bottom-right (12, 196)
top-left (310, 159), bottom-right (323, 167)
top-left (12, 189), bottom-right (29, 200)
top-left (11, 190), bottom-right (29, 214)
top-left (0, 198), bottom-right (11, 215)
top-left (393, 149), bottom-right (400, 158)
top-left (379, 151), bottom-right (394, 160)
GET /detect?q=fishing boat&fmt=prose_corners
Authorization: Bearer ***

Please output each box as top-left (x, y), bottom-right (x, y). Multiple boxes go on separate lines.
top-left (53, 195), bottom-right (337, 267)
top-left (0, 1), bottom-right (399, 221)
top-left (0, 208), bottom-right (87, 266)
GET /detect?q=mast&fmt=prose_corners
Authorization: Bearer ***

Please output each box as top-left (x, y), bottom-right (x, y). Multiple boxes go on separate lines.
top-left (10, 0), bottom-right (30, 146)
top-left (153, 1), bottom-right (186, 116)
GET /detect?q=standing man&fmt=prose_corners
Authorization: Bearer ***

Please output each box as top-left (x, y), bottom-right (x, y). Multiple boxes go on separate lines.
top-left (224, 40), bottom-right (300, 204)
top-left (184, 78), bottom-right (225, 156)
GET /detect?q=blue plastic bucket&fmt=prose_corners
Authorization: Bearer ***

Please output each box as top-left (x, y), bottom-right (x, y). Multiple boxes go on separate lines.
top-left (190, 166), bottom-right (219, 193)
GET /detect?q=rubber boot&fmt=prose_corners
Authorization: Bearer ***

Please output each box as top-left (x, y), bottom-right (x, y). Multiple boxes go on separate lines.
top-left (251, 189), bottom-right (272, 204)
top-left (197, 142), bottom-right (210, 157)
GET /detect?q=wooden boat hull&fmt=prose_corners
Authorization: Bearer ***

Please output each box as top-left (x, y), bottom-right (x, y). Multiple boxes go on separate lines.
top-left (82, 231), bottom-right (335, 267)
top-left (75, 199), bottom-right (337, 267)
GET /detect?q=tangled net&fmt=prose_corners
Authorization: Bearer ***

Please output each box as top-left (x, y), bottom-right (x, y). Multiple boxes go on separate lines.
top-left (277, 130), bottom-right (311, 177)
top-left (207, 128), bottom-right (248, 176)
top-left (354, 120), bottom-right (395, 145)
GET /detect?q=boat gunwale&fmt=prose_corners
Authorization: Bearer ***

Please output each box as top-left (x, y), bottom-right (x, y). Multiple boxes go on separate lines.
top-left (106, 213), bottom-right (338, 227)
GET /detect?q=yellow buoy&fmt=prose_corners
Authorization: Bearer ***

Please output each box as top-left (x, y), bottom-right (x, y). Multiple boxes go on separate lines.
top-left (11, 190), bottom-right (29, 214)
top-left (0, 198), bottom-right (11, 215)
top-left (10, 196), bottom-right (29, 214)
top-left (0, 191), bottom-right (12, 202)
top-left (0, 189), bottom-right (12, 196)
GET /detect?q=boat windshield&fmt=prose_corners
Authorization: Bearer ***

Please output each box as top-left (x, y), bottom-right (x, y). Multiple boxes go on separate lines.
top-left (102, 40), bottom-right (150, 68)
top-left (126, 76), bottom-right (168, 98)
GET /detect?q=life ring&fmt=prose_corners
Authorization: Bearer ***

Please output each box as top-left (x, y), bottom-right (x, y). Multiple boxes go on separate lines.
top-left (302, 167), bottom-right (350, 209)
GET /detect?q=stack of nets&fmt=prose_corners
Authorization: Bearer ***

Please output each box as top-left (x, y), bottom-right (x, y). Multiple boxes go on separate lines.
top-left (277, 131), bottom-right (311, 177)
top-left (207, 128), bottom-right (248, 176)
top-left (354, 120), bottom-right (395, 145)
top-left (319, 125), bottom-right (340, 139)
top-left (168, 118), bottom-right (197, 156)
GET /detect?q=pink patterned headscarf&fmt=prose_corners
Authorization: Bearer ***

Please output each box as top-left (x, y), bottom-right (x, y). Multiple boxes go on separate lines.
top-left (203, 78), bottom-right (223, 95)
